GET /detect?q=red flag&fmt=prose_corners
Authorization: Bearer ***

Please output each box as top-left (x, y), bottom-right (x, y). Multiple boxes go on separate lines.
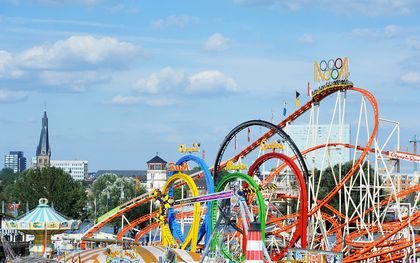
top-left (308, 81), bottom-right (311, 96)
top-left (247, 128), bottom-right (251, 142)
top-left (202, 150), bottom-right (205, 160)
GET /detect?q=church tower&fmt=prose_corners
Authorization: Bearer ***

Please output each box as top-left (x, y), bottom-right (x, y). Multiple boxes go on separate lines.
top-left (36, 111), bottom-right (51, 169)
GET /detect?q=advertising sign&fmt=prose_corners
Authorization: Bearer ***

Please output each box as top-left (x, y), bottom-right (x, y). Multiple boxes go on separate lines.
top-left (280, 248), bottom-right (343, 263)
top-left (388, 151), bottom-right (420, 163)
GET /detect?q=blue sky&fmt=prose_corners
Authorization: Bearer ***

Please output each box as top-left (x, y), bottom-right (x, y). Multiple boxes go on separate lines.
top-left (0, 0), bottom-right (419, 172)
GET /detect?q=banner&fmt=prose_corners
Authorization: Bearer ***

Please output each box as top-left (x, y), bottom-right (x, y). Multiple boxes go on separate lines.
top-left (280, 249), bottom-right (343, 263)
top-left (388, 151), bottom-right (420, 163)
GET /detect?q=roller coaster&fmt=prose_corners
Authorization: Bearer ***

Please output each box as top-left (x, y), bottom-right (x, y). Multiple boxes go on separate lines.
top-left (80, 79), bottom-right (419, 262)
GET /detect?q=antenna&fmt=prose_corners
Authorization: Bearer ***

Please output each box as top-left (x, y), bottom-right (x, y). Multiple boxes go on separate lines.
top-left (409, 134), bottom-right (419, 172)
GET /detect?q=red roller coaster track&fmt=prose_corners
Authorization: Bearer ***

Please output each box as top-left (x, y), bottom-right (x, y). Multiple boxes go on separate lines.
top-left (81, 85), bottom-right (419, 261)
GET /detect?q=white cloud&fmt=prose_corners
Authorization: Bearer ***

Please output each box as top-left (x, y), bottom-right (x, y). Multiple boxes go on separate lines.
top-left (39, 71), bottom-right (110, 92)
top-left (108, 95), bottom-right (175, 106)
top-left (0, 50), bottom-right (23, 78)
top-left (233, 0), bottom-right (419, 16)
top-left (16, 35), bottom-right (143, 70)
top-left (32, 0), bottom-right (107, 5)
top-left (352, 24), bottom-right (399, 39)
top-left (407, 37), bottom-right (420, 49)
top-left (134, 67), bottom-right (186, 94)
top-left (0, 35), bottom-right (144, 91)
top-left (186, 70), bottom-right (238, 94)
top-left (299, 34), bottom-right (314, 43)
top-left (401, 72), bottom-right (420, 85)
top-left (108, 4), bottom-right (139, 14)
top-left (0, 89), bottom-right (28, 103)
top-left (134, 67), bottom-right (238, 95)
top-left (205, 33), bottom-right (230, 51)
top-left (152, 15), bottom-right (198, 29)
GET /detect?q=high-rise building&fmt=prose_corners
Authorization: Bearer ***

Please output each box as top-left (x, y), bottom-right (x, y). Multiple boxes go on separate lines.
top-left (146, 155), bottom-right (167, 191)
top-left (36, 111), bottom-right (51, 169)
top-left (4, 151), bottom-right (26, 173)
top-left (50, 160), bottom-right (88, 181)
top-left (285, 124), bottom-right (351, 170)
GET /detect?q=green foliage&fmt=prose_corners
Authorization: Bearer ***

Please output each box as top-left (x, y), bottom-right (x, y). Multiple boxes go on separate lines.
top-left (87, 174), bottom-right (149, 225)
top-left (0, 168), bottom-right (17, 184)
top-left (191, 166), bottom-right (202, 172)
top-left (9, 167), bottom-right (86, 219)
top-left (0, 168), bottom-right (19, 202)
top-left (173, 186), bottom-right (187, 200)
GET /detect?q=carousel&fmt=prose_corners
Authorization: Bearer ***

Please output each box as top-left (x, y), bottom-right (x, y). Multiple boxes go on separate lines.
top-left (5, 198), bottom-right (80, 256)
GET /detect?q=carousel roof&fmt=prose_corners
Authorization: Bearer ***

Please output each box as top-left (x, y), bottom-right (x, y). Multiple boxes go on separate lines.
top-left (18, 199), bottom-right (69, 224)
top-left (5, 198), bottom-right (80, 233)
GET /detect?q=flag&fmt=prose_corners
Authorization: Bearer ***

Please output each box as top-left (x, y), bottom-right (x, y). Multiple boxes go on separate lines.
top-left (295, 91), bottom-right (300, 107)
top-left (135, 176), bottom-right (140, 192)
top-left (271, 110), bottom-right (274, 123)
top-left (234, 135), bottom-right (237, 150)
top-left (247, 127), bottom-right (251, 142)
top-left (202, 149), bottom-right (205, 160)
top-left (283, 102), bottom-right (287, 117)
top-left (308, 82), bottom-right (311, 97)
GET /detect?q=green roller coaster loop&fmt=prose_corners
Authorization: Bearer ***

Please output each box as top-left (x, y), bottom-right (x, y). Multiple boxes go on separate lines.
top-left (210, 172), bottom-right (266, 262)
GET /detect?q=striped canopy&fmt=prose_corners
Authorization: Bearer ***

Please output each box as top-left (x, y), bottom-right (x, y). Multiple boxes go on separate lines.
top-left (61, 245), bottom-right (201, 263)
top-left (5, 198), bottom-right (80, 235)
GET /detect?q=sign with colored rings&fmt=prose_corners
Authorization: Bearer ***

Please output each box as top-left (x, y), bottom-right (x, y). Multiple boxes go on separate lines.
top-left (314, 57), bottom-right (349, 82)
top-left (178, 143), bottom-right (200, 153)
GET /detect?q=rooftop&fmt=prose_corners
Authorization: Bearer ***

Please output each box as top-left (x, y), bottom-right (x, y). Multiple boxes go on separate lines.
top-left (147, 155), bottom-right (167, 164)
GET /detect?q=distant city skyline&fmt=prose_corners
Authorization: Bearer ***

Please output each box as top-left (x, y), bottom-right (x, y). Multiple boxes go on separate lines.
top-left (0, 1), bottom-right (419, 172)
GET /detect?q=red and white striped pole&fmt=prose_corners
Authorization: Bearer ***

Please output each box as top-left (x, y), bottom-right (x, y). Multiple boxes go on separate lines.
top-left (245, 222), bottom-right (263, 263)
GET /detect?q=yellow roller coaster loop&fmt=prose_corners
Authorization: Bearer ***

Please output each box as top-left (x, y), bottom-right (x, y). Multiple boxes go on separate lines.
top-left (161, 172), bottom-right (201, 252)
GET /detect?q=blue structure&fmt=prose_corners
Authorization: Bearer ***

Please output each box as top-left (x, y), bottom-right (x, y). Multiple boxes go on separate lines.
top-left (168, 155), bottom-right (214, 247)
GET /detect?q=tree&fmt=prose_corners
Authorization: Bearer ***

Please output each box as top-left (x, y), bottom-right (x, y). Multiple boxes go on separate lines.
top-left (0, 168), bottom-right (19, 202)
top-left (0, 168), bottom-right (17, 184)
top-left (87, 174), bottom-right (149, 225)
top-left (9, 167), bottom-right (87, 219)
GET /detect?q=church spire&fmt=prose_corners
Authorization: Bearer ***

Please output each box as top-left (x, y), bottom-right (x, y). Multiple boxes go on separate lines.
top-left (36, 111), bottom-right (51, 168)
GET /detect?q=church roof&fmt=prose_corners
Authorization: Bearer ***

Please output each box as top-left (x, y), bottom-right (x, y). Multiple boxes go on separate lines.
top-left (36, 111), bottom-right (51, 157)
top-left (147, 155), bottom-right (167, 164)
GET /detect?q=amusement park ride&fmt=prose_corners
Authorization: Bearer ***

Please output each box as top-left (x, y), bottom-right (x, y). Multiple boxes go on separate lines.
top-left (78, 58), bottom-right (419, 262)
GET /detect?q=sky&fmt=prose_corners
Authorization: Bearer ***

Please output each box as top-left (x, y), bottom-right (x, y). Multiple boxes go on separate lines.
top-left (0, 0), bottom-right (419, 172)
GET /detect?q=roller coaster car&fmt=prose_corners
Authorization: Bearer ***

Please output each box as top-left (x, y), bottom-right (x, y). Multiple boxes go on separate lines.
top-left (150, 188), bottom-right (162, 200)
top-left (312, 80), bottom-right (353, 101)
top-left (164, 197), bottom-right (175, 209)
top-left (155, 214), bottom-right (167, 225)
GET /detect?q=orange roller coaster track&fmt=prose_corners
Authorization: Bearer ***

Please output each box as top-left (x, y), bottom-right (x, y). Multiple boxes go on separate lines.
top-left (81, 84), bottom-right (418, 261)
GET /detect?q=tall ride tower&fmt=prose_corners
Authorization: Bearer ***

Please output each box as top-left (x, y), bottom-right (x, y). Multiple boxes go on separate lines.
top-left (36, 111), bottom-right (51, 169)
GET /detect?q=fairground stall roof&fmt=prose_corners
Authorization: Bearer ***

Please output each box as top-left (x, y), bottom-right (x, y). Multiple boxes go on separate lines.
top-left (61, 245), bottom-right (201, 263)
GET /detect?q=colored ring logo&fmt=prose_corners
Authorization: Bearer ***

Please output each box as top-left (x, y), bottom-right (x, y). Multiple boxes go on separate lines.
top-left (320, 60), bottom-right (328, 71)
top-left (319, 58), bottom-right (343, 81)
top-left (335, 58), bottom-right (343, 69)
top-left (327, 59), bottom-right (335, 70)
